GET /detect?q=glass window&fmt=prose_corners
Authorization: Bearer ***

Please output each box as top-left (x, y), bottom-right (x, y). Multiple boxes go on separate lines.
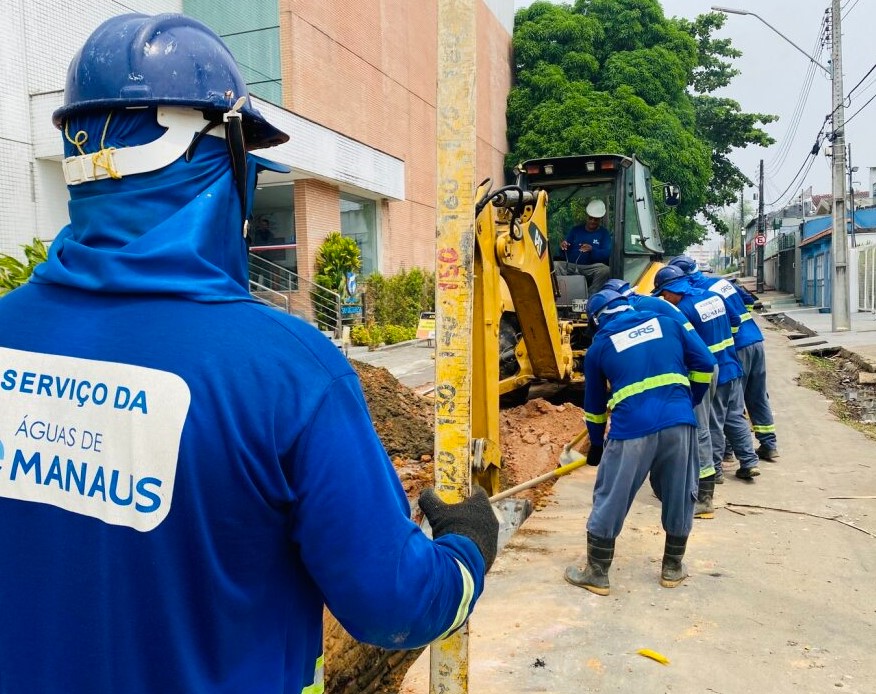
top-left (628, 159), bottom-right (664, 255)
top-left (251, 185), bottom-right (296, 284)
top-left (341, 194), bottom-right (377, 275)
top-left (184, 0), bottom-right (282, 105)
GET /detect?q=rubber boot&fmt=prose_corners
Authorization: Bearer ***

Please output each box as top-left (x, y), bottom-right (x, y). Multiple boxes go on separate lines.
top-left (694, 475), bottom-right (716, 520)
top-left (660, 534), bottom-right (689, 588)
top-left (564, 533), bottom-right (615, 596)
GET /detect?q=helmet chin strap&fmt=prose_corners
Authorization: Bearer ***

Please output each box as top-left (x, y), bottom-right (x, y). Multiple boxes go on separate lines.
top-left (223, 97), bottom-right (250, 235)
top-left (62, 101), bottom-right (251, 237)
top-left (61, 107), bottom-right (224, 186)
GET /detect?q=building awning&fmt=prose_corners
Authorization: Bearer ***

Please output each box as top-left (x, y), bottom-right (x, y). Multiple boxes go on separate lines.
top-left (30, 91), bottom-right (405, 202)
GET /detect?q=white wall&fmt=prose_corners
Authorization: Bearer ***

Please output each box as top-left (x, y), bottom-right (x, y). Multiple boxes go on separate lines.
top-left (0, 0), bottom-right (181, 258)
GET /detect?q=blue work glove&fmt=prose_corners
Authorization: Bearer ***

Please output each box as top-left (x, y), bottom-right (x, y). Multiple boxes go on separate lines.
top-left (418, 486), bottom-right (499, 573)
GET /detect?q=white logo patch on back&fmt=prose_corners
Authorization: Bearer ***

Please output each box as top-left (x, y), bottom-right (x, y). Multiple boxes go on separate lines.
top-left (0, 347), bottom-right (190, 532)
top-left (694, 295), bottom-right (726, 322)
top-left (710, 279), bottom-right (736, 299)
top-left (610, 317), bottom-right (663, 353)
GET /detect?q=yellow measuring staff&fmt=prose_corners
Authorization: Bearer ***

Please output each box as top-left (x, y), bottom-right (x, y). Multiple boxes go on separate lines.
top-left (431, 0), bottom-right (477, 691)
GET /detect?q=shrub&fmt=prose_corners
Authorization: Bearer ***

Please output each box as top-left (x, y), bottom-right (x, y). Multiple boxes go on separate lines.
top-left (363, 267), bottom-right (435, 329)
top-left (349, 323), bottom-right (417, 348)
top-left (0, 238), bottom-right (49, 296)
top-left (382, 324), bottom-right (416, 345)
top-left (312, 232), bottom-right (362, 331)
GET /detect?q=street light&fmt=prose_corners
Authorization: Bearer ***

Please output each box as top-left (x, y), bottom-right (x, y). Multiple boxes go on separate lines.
top-left (712, 4), bottom-right (851, 331)
top-left (710, 7), bottom-right (830, 75)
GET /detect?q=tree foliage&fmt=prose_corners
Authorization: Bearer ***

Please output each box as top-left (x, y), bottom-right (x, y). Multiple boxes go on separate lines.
top-left (508, 0), bottom-right (776, 250)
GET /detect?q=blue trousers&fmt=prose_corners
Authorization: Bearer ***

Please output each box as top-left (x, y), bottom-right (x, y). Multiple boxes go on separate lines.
top-left (695, 365), bottom-right (720, 478)
top-left (710, 378), bottom-right (759, 471)
top-left (737, 342), bottom-right (777, 448)
top-left (586, 424), bottom-right (698, 539)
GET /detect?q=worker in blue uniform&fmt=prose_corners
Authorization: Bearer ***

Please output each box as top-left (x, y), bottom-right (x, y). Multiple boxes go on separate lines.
top-left (603, 277), bottom-right (719, 516)
top-left (564, 289), bottom-right (716, 595)
top-left (554, 199), bottom-right (612, 293)
top-left (0, 14), bottom-right (498, 694)
top-left (652, 267), bottom-right (761, 503)
top-left (602, 278), bottom-right (695, 331)
top-left (669, 256), bottom-right (779, 462)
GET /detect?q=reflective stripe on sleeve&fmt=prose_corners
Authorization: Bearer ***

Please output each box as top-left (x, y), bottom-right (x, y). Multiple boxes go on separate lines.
top-left (684, 322), bottom-right (695, 331)
top-left (688, 370), bottom-right (713, 384)
top-left (752, 424), bottom-right (776, 433)
top-left (301, 654), bottom-right (325, 694)
top-left (585, 411), bottom-right (608, 424)
top-left (607, 373), bottom-right (690, 409)
top-left (436, 558), bottom-right (476, 641)
top-left (739, 312), bottom-right (752, 323)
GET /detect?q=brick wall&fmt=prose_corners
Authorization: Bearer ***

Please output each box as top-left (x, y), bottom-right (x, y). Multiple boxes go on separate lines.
top-left (294, 179), bottom-right (342, 284)
top-left (279, 0), bottom-right (512, 275)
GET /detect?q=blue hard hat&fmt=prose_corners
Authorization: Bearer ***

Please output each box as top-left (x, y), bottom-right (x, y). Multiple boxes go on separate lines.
top-left (587, 289), bottom-right (627, 326)
top-left (651, 264), bottom-right (687, 295)
top-left (52, 13), bottom-right (288, 149)
top-left (668, 255), bottom-right (698, 275)
top-left (602, 278), bottom-right (632, 296)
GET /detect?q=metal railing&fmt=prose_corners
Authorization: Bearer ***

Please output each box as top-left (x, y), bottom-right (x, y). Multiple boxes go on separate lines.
top-left (247, 253), bottom-right (358, 338)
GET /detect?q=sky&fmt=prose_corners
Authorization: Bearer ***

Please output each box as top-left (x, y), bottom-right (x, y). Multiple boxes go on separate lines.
top-left (512, 0), bottom-right (876, 213)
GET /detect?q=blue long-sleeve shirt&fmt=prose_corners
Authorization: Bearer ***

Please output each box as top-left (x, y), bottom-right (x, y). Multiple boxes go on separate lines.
top-left (690, 273), bottom-right (763, 350)
top-left (668, 284), bottom-right (743, 385)
top-left (628, 293), bottom-right (695, 332)
top-left (0, 127), bottom-right (483, 694)
top-left (562, 224), bottom-right (612, 264)
top-left (583, 308), bottom-right (717, 445)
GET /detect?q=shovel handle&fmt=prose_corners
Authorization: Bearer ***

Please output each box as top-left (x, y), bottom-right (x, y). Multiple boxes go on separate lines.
top-left (489, 457), bottom-right (588, 503)
top-left (562, 428), bottom-right (589, 452)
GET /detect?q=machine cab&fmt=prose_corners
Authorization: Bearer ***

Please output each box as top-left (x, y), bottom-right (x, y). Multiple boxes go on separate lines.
top-left (515, 154), bottom-right (670, 302)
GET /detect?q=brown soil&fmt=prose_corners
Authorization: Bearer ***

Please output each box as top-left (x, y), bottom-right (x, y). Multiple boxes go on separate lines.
top-left (323, 361), bottom-right (588, 693)
top-left (797, 353), bottom-right (876, 435)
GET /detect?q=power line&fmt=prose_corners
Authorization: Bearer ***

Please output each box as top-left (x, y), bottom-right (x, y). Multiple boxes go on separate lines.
top-left (844, 90), bottom-right (876, 126)
top-left (845, 63), bottom-right (876, 100)
top-left (764, 15), bottom-right (828, 177)
top-left (842, 0), bottom-right (861, 19)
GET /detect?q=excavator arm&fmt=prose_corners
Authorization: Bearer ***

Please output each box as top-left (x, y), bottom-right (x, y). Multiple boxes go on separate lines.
top-left (470, 183), bottom-right (576, 493)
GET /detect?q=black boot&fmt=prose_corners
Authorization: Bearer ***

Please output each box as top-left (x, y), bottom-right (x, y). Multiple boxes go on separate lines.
top-left (564, 533), bottom-right (615, 596)
top-left (694, 475), bottom-right (716, 519)
top-left (660, 534), bottom-right (689, 588)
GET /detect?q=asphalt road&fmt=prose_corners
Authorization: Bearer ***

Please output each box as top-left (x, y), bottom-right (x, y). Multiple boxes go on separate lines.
top-left (397, 314), bottom-right (876, 694)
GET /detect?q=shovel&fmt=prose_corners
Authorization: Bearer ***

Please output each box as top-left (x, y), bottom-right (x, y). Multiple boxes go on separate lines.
top-left (559, 428), bottom-right (589, 466)
top-left (423, 430), bottom-right (592, 551)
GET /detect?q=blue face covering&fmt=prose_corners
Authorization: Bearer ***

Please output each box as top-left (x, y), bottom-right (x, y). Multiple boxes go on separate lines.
top-left (32, 109), bottom-right (273, 302)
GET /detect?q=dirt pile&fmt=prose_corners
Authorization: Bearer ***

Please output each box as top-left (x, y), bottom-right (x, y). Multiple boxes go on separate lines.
top-left (322, 362), bottom-right (587, 693)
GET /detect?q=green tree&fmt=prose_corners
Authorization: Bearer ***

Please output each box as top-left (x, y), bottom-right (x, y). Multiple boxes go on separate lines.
top-left (508, 1), bottom-right (776, 251)
top-left (0, 238), bottom-right (48, 296)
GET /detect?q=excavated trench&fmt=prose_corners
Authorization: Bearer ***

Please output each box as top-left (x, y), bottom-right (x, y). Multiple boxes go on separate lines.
top-left (765, 313), bottom-right (876, 430)
top-left (322, 361), bottom-right (587, 693)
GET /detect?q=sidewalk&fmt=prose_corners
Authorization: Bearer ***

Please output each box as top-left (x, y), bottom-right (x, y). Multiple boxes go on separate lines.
top-left (758, 289), bottom-right (876, 370)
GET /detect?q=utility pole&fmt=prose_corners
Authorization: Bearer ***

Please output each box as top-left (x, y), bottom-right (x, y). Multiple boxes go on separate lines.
top-left (739, 187), bottom-right (745, 273)
top-left (757, 161), bottom-right (765, 293)
top-left (848, 143), bottom-right (857, 248)
top-left (829, 0), bottom-right (851, 330)
top-left (712, 4), bottom-right (850, 326)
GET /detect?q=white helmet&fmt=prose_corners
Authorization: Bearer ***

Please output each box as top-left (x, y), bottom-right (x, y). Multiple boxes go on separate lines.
top-left (586, 199), bottom-right (606, 218)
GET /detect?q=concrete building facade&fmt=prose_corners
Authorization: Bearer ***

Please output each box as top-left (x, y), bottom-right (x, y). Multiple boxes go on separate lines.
top-left (1, 0), bottom-right (514, 285)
